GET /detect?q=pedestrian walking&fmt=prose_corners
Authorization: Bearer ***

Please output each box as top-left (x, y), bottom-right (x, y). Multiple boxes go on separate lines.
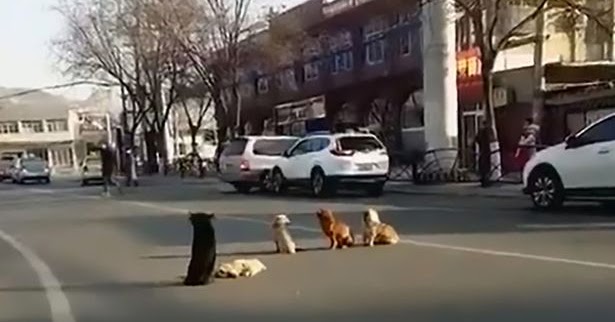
top-left (515, 118), bottom-right (539, 171)
top-left (475, 120), bottom-right (493, 187)
top-left (100, 142), bottom-right (122, 197)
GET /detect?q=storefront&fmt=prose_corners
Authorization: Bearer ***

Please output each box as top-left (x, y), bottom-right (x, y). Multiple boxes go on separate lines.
top-left (273, 96), bottom-right (328, 136)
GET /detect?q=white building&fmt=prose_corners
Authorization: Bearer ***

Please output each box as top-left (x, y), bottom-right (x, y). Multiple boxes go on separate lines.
top-left (0, 89), bottom-right (116, 173)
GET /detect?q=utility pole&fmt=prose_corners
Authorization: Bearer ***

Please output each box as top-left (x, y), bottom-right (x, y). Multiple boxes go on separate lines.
top-left (611, 0), bottom-right (615, 60)
top-left (532, 6), bottom-right (546, 125)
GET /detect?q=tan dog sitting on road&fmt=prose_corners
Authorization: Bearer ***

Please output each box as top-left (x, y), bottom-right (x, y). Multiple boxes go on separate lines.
top-left (363, 209), bottom-right (400, 246)
top-left (272, 214), bottom-right (296, 254)
top-left (316, 209), bottom-right (354, 249)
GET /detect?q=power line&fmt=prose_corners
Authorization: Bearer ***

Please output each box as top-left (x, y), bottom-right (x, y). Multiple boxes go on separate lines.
top-left (0, 81), bottom-right (119, 101)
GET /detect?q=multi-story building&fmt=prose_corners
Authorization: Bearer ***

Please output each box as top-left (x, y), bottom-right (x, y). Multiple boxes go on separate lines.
top-left (232, 0), bottom-right (614, 169)
top-left (0, 89), bottom-right (115, 173)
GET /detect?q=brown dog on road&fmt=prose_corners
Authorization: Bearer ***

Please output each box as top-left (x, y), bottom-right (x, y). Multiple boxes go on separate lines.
top-left (316, 209), bottom-right (354, 249)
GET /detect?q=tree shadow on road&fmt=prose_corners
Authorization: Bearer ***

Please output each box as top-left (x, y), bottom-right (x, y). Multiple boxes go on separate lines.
top-left (142, 246), bottom-right (331, 260)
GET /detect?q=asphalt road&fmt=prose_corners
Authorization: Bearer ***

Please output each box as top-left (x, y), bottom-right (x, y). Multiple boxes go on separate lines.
top-left (1, 177), bottom-right (615, 322)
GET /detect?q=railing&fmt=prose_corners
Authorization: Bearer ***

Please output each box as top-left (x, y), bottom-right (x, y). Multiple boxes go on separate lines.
top-left (388, 144), bottom-right (550, 184)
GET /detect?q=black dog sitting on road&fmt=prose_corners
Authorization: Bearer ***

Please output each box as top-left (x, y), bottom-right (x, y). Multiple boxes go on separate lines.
top-left (183, 212), bottom-right (217, 286)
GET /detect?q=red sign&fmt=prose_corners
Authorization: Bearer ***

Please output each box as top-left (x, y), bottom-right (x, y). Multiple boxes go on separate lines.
top-left (457, 47), bottom-right (482, 80)
top-left (456, 47), bottom-right (483, 103)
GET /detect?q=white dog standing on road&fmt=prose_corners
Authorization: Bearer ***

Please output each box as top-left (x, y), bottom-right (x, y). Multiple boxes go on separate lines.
top-left (272, 214), bottom-right (296, 254)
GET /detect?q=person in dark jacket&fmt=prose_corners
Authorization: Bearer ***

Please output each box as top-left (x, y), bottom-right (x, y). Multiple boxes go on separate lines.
top-left (475, 120), bottom-right (493, 187)
top-left (100, 142), bottom-right (122, 196)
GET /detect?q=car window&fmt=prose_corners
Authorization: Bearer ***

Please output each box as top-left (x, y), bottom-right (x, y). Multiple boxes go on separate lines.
top-left (1, 156), bottom-right (13, 161)
top-left (252, 138), bottom-right (298, 156)
top-left (222, 139), bottom-right (248, 156)
top-left (337, 136), bottom-right (384, 152)
top-left (290, 139), bottom-right (313, 157)
top-left (577, 116), bottom-right (615, 145)
top-left (308, 138), bottom-right (330, 152)
top-left (85, 158), bottom-right (102, 166)
top-left (22, 160), bottom-right (46, 171)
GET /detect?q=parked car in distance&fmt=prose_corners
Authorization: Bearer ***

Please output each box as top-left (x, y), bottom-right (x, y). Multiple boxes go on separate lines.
top-left (81, 156), bottom-right (104, 186)
top-left (10, 157), bottom-right (51, 184)
top-left (0, 153), bottom-right (19, 181)
top-left (218, 136), bottom-right (299, 193)
top-left (523, 112), bottom-right (615, 210)
top-left (270, 130), bottom-right (389, 197)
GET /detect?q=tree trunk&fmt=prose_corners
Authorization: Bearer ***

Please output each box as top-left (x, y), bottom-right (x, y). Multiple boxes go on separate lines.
top-left (481, 62), bottom-right (502, 181)
top-left (157, 131), bottom-right (169, 175)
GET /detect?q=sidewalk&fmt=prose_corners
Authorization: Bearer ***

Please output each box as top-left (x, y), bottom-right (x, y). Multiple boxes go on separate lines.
top-left (385, 181), bottom-right (525, 199)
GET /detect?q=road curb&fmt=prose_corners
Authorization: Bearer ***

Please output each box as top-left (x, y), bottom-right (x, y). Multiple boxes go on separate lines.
top-left (385, 187), bottom-right (526, 200)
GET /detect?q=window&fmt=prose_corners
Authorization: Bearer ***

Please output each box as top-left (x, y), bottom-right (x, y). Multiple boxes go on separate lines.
top-left (332, 51), bottom-right (353, 74)
top-left (252, 138), bottom-right (299, 156)
top-left (257, 77), bottom-right (269, 94)
top-left (290, 139), bottom-right (313, 156)
top-left (222, 139), bottom-right (248, 156)
top-left (0, 121), bottom-right (18, 134)
top-left (21, 120), bottom-right (44, 133)
top-left (577, 116), bottom-right (615, 145)
top-left (46, 119), bottom-right (68, 132)
top-left (309, 138), bottom-right (330, 152)
top-left (400, 30), bottom-right (412, 56)
top-left (338, 136), bottom-right (384, 152)
top-left (304, 61), bottom-right (320, 81)
top-left (364, 17), bottom-right (387, 65)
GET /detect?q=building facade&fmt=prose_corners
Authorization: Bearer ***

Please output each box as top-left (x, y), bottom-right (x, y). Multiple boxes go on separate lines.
top-left (0, 90), bottom-right (114, 173)
top-left (230, 0), bottom-right (614, 171)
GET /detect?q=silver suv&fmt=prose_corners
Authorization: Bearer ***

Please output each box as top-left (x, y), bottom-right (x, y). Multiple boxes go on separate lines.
top-left (218, 136), bottom-right (298, 193)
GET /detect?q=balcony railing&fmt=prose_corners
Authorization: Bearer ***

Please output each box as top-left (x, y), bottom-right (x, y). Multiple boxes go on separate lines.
top-left (322, 0), bottom-right (375, 17)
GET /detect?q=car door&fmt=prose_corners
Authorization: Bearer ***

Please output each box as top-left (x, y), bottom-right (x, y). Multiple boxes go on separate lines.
top-left (557, 115), bottom-right (615, 189)
top-left (282, 139), bottom-right (313, 180)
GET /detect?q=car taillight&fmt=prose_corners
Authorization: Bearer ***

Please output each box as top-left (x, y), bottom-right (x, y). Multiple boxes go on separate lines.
top-left (330, 149), bottom-right (355, 157)
top-left (239, 159), bottom-right (250, 171)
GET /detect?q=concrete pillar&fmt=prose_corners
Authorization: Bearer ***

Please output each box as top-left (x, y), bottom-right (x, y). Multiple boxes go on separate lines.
top-left (421, 0), bottom-right (458, 151)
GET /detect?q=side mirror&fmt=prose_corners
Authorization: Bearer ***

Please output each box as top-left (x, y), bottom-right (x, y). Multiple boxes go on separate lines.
top-left (565, 135), bottom-right (579, 149)
top-left (282, 150), bottom-right (291, 158)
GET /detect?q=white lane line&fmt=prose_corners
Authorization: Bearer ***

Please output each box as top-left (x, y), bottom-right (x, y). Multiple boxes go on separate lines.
top-left (0, 229), bottom-right (76, 322)
top-left (518, 222), bottom-right (615, 230)
top-left (123, 200), bottom-right (615, 272)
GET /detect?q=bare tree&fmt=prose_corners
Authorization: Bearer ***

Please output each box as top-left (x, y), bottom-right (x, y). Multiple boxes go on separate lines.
top-left (178, 88), bottom-right (214, 157)
top-left (54, 0), bottom-right (151, 180)
top-left (55, 0), bottom-right (195, 174)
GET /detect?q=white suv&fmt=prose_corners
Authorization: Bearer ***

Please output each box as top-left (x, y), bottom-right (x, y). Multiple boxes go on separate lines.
top-left (523, 112), bottom-right (615, 210)
top-left (218, 136), bottom-right (299, 193)
top-left (269, 131), bottom-right (389, 197)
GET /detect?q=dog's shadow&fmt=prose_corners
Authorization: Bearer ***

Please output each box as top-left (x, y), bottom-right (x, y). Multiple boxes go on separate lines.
top-left (142, 246), bottom-right (331, 260)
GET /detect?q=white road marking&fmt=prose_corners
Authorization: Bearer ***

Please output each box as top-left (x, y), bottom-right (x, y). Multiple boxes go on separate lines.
top-left (0, 229), bottom-right (76, 322)
top-left (124, 200), bottom-right (615, 272)
top-left (518, 222), bottom-right (615, 230)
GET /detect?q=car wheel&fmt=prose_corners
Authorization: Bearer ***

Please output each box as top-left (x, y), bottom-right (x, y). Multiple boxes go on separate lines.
top-left (233, 183), bottom-right (252, 194)
top-left (528, 168), bottom-right (564, 211)
top-left (271, 168), bottom-right (286, 194)
top-left (259, 171), bottom-right (273, 193)
top-left (311, 168), bottom-right (334, 198)
top-left (366, 181), bottom-right (385, 197)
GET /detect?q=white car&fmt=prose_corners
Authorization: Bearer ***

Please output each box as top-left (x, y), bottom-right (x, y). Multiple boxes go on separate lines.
top-left (270, 131), bottom-right (389, 197)
top-left (218, 136), bottom-right (299, 193)
top-left (523, 112), bottom-right (615, 210)
top-left (81, 156), bottom-right (104, 186)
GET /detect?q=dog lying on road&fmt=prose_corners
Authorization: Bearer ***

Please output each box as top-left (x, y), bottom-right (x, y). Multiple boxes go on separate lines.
top-left (272, 214), bottom-right (296, 254)
top-left (316, 209), bottom-right (354, 249)
top-left (215, 259), bottom-right (267, 278)
top-left (362, 208), bottom-right (399, 246)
